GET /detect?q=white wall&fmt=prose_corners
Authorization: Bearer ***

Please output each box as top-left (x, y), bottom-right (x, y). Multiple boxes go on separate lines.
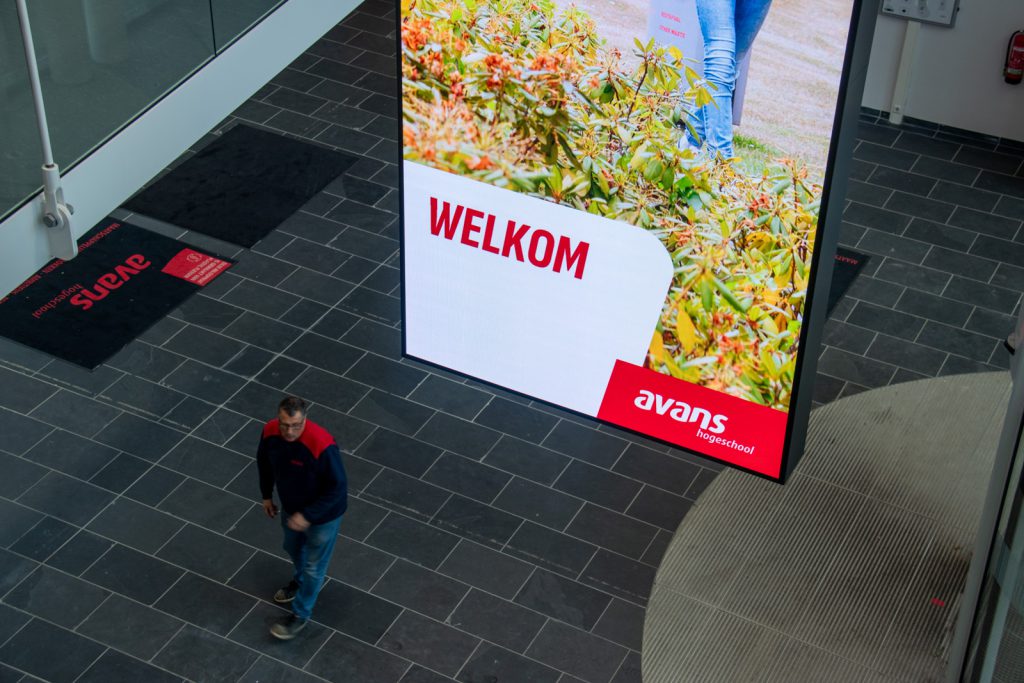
top-left (0, 0), bottom-right (360, 298)
top-left (863, 0), bottom-right (1024, 141)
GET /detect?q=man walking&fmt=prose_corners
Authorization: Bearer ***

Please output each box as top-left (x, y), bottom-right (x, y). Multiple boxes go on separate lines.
top-left (257, 396), bottom-right (348, 640)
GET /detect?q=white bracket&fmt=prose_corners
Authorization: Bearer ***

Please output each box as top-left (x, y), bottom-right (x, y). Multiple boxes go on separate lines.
top-left (888, 20), bottom-right (921, 125)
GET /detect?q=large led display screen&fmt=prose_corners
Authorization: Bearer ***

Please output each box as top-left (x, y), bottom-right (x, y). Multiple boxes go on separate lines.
top-left (400, 0), bottom-right (860, 481)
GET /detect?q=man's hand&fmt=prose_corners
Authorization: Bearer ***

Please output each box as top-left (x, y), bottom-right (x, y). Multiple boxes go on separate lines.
top-left (287, 511), bottom-right (310, 532)
top-left (262, 499), bottom-right (278, 518)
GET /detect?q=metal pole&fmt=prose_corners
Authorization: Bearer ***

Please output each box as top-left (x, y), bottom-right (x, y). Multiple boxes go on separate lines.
top-left (15, 0), bottom-right (77, 260)
top-left (16, 0), bottom-right (55, 166)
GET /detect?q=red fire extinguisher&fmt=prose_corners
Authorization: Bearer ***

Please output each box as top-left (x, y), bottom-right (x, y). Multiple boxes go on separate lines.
top-left (1006, 30), bottom-right (1024, 84)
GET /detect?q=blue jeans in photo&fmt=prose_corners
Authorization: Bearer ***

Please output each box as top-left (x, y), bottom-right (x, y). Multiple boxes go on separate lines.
top-left (687, 0), bottom-right (773, 158)
top-left (281, 514), bottom-right (342, 620)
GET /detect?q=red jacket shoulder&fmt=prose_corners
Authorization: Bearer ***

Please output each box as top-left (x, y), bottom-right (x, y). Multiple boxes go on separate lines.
top-left (262, 419), bottom-right (279, 438)
top-left (298, 420), bottom-right (335, 458)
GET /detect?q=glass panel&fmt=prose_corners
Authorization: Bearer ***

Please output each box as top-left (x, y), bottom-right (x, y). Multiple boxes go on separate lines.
top-left (966, 416), bottom-right (1024, 681)
top-left (210, 0), bottom-right (283, 52)
top-left (0, 0), bottom-right (216, 221)
top-left (0, 3), bottom-right (45, 219)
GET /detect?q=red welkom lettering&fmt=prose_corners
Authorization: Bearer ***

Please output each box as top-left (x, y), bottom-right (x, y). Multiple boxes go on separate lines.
top-left (70, 253), bottom-right (151, 310)
top-left (429, 197), bottom-right (589, 280)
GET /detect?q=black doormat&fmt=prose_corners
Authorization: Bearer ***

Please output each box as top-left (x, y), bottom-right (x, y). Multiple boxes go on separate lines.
top-left (0, 219), bottom-right (234, 369)
top-left (121, 124), bottom-right (358, 247)
top-left (827, 247), bottom-right (869, 314)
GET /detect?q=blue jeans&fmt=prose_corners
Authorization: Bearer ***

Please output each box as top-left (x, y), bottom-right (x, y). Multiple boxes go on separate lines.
top-left (688, 0), bottom-right (772, 157)
top-left (281, 514), bottom-right (341, 620)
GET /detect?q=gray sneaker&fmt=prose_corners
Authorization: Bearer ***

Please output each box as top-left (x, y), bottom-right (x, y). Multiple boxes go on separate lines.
top-left (270, 614), bottom-right (308, 640)
top-left (273, 580), bottom-right (299, 604)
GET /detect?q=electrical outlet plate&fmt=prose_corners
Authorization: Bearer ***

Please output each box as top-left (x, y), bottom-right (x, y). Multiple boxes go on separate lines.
top-left (880, 0), bottom-right (958, 27)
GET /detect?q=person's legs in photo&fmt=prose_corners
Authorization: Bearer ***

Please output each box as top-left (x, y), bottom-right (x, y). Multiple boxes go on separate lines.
top-left (275, 518), bottom-right (305, 604)
top-left (694, 0), bottom-right (738, 158)
top-left (271, 515), bottom-right (342, 640)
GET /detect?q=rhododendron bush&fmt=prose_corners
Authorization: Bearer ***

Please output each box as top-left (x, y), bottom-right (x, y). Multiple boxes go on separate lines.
top-left (401, 0), bottom-right (823, 411)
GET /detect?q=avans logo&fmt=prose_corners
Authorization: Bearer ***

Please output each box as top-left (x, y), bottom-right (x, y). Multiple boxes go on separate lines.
top-left (70, 254), bottom-right (151, 311)
top-left (633, 389), bottom-right (728, 434)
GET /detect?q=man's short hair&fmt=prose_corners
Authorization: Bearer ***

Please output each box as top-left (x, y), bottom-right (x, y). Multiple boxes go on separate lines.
top-left (279, 396), bottom-right (308, 417)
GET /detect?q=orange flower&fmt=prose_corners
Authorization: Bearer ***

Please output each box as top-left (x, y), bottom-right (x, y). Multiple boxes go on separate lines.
top-left (467, 155), bottom-right (494, 170)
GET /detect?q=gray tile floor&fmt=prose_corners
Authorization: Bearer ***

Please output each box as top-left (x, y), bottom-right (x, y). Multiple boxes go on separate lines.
top-left (0, 2), bottom-right (1021, 682)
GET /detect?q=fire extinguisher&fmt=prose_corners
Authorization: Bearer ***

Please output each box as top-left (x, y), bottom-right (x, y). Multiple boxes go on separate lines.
top-left (1006, 30), bottom-right (1024, 84)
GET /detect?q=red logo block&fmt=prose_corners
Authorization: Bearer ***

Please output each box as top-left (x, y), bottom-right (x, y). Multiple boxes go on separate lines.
top-left (161, 249), bottom-right (231, 286)
top-left (597, 360), bottom-right (788, 478)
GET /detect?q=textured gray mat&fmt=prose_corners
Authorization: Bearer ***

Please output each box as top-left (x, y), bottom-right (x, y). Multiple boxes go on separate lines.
top-left (645, 372), bottom-right (1012, 682)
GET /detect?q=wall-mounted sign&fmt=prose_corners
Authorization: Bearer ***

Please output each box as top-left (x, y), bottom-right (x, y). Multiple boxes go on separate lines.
top-left (400, 0), bottom-right (864, 481)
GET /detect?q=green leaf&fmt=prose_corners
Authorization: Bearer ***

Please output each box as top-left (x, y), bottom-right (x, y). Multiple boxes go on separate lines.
top-left (699, 278), bottom-right (714, 311)
top-left (712, 277), bottom-right (748, 312)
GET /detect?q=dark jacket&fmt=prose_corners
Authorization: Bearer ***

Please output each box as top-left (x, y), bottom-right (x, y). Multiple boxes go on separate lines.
top-left (257, 418), bottom-right (348, 524)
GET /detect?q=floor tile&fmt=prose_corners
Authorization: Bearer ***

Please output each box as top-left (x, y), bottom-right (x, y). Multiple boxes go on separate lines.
top-left (0, 618), bottom-right (104, 683)
top-left (350, 389), bottom-right (435, 435)
top-left (449, 588), bottom-right (547, 653)
top-left (565, 504), bottom-right (657, 560)
top-left (163, 360), bottom-right (247, 404)
top-left (157, 523), bottom-right (255, 582)
top-left (408, 375), bottom-right (491, 420)
top-left (154, 572), bottom-right (256, 635)
top-left (94, 412), bottom-right (184, 462)
top-left (505, 522), bottom-right (596, 578)
top-left (431, 495), bottom-right (523, 549)
top-left (526, 620), bottom-right (628, 683)
top-left (4, 564), bottom-right (109, 628)
top-left (437, 540), bottom-right (534, 601)
top-left (475, 398), bottom-right (558, 444)
top-left (238, 655), bottom-right (327, 683)
top-left (159, 436), bottom-right (250, 487)
top-left (22, 429), bottom-right (116, 480)
top-left (89, 453), bottom-right (152, 494)
top-left (0, 408), bottom-right (52, 455)
top-left (493, 478), bottom-right (582, 530)
top-left (0, 451), bottom-right (47, 501)
top-left (514, 569), bottom-right (611, 631)
top-left (306, 631), bottom-right (410, 683)
top-left (45, 530), bottom-right (111, 576)
top-left (153, 624), bottom-right (261, 683)
top-left (76, 649), bottom-right (182, 683)
top-left (9, 515), bottom-right (75, 561)
top-left (542, 421), bottom-right (628, 469)
top-left (416, 414), bottom-right (501, 461)
top-left (379, 610), bottom-right (479, 677)
top-left (82, 543), bottom-right (184, 604)
top-left (402, 665), bottom-right (456, 683)
top-left (86, 497), bottom-right (184, 554)
top-left (77, 593), bottom-right (185, 660)
top-left (229, 601), bottom-right (332, 670)
top-left (553, 462), bottom-right (641, 512)
top-left (592, 598), bottom-right (645, 651)
top-left (456, 643), bottom-right (561, 683)
top-left (371, 558), bottom-right (468, 621)
top-left (365, 513), bottom-right (459, 569)
top-left (422, 452), bottom-right (511, 504)
top-left (309, 579), bottom-right (403, 644)
top-left (363, 468), bottom-right (451, 520)
top-left (356, 428), bottom-right (442, 477)
top-left (624, 486), bottom-right (694, 532)
top-left (124, 465), bottom-right (185, 507)
top-left (160, 477), bottom-right (252, 533)
top-left (325, 537), bottom-right (395, 590)
top-left (33, 390), bottom-right (124, 441)
top-left (17, 472), bottom-right (114, 526)
top-left (579, 550), bottom-right (656, 605)
top-left (0, 367), bottom-right (56, 413)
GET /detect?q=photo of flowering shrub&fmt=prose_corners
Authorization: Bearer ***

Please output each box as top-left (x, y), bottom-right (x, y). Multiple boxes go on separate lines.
top-left (401, 0), bottom-right (833, 411)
